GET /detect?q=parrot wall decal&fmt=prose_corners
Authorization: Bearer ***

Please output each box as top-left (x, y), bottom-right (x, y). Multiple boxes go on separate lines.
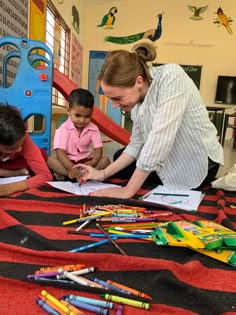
top-left (97, 7), bottom-right (118, 29)
top-left (214, 7), bottom-right (233, 35)
top-left (188, 5), bottom-right (208, 20)
top-left (104, 14), bottom-right (163, 45)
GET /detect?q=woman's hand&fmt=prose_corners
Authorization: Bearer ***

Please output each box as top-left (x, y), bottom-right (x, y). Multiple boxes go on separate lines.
top-left (90, 186), bottom-right (134, 199)
top-left (72, 163), bottom-right (104, 182)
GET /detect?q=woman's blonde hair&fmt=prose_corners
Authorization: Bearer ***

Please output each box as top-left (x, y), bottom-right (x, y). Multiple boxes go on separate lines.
top-left (99, 42), bottom-right (156, 87)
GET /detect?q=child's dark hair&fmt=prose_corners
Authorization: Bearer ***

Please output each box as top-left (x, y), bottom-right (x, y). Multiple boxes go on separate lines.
top-left (0, 104), bottom-right (26, 145)
top-left (68, 88), bottom-right (94, 109)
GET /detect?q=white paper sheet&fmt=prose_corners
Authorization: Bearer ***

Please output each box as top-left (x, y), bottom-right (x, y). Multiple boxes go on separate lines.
top-left (0, 176), bottom-right (28, 184)
top-left (47, 180), bottom-right (121, 195)
top-left (143, 185), bottom-right (203, 212)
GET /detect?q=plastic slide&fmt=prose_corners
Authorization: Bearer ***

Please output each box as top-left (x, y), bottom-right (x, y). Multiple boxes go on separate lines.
top-left (53, 68), bottom-right (130, 146)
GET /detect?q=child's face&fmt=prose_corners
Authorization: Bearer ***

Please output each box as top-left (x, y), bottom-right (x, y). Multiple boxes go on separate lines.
top-left (0, 135), bottom-right (25, 154)
top-left (69, 105), bottom-right (93, 131)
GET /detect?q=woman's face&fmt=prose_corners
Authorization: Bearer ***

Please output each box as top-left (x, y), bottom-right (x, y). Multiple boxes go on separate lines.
top-left (101, 76), bottom-right (146, 112)
top-left (0, 135), bottom-right (25, 154)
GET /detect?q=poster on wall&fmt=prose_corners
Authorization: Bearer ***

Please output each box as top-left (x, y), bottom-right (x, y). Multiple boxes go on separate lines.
top-left (71, 34), bottom-right (83, 87)
top-left (88, 50), bottom-right (121, 126)
top-left (0, 0), bottom-right (28, 86)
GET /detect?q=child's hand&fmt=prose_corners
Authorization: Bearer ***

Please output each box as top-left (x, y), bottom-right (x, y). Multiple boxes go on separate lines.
top-left (68, 167), bottom-right (82, 181)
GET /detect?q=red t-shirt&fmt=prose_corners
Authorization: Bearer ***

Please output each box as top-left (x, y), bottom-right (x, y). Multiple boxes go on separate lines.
top-left (0, 134), bottom-right (53, 188)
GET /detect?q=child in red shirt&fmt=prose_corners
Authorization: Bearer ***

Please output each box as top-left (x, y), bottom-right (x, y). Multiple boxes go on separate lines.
top-left (0, 104), bottom-right (53, 196)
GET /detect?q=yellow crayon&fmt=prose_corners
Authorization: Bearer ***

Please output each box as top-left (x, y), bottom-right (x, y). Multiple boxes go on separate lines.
top-left (63, 212), bottom-right (112, 226)
top-left (60, 300), bottom-right (85, 315)
top-left (101, 294), bottom-right (150, 310)
top-left (41, 290), bottom-right (76, 315)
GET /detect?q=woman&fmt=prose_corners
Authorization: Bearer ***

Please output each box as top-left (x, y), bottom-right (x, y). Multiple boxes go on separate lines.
top-left (75, 42), bottom-right (224, 198)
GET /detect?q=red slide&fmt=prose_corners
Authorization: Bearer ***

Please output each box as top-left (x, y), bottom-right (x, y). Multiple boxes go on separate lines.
top-left (53, 68), bottom-right (130, 146)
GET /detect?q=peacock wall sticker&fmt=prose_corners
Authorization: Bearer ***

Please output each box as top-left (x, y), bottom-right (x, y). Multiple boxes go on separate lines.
top-left (213, 7), bottom-right (233, 35)
top-left (104, 13), bottom-right (163, 45)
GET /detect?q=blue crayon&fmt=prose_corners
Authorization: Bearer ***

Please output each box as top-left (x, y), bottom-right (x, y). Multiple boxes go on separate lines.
top-left (64, 294), bottom-right (114, 309)
top-left (32, 277), bottom-right (75, 284)
top-left (66, 299), bottom-right (109, 314)
top-left (35, 298), bottom-right (61, 315)
top-left (69, 238), bottom-right (116, 253)
top-left (91, 278), bottom-right (131, 295)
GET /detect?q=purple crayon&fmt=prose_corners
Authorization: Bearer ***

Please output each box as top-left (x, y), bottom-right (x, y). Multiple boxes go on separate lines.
top-left (27, 271), bottom-right (59, 279)
top-left (116, 305), bottom-right (123, 315)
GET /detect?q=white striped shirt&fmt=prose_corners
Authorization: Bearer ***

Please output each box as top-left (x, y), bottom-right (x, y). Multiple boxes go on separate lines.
top-left (124, 64), bottom-right (224, 189)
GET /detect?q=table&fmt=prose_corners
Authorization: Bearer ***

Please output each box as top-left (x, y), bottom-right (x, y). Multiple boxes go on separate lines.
top-left (206, 105), bottom-right (232, 144)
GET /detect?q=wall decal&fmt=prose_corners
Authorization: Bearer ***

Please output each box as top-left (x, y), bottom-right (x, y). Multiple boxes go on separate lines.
top-left (214, 7), bottom-right (233, 35)
top-left (104, 13), bottom-right (162, 45)
top-left (188, 5), bottom-right (208, 20)
top-left (72, 4), bottom-right (80, 34)
top-left (97, 7), bottom-right (118, 29)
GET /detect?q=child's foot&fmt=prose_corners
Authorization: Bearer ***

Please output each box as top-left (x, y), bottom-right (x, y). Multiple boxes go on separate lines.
top-left (53, 173), bottom-right (66, 181)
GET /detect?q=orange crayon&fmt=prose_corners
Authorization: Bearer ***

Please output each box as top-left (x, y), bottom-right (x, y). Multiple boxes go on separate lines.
top-left (60, 300), bottom-right (85, 315)
top-left (37, 264), bottom-right (85, 274)
top-left (107, 280), bottom-right (152, 300)
top-left (39, 294), bottom-right (67, 315)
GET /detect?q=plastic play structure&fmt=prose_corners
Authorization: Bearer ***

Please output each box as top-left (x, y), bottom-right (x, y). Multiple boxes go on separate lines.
top-left (0, 36), bottom-right (53, 154)
top-left (0, 36), bottom-right (130, 155)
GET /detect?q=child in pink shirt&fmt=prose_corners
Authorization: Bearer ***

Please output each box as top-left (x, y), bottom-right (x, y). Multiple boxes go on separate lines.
top-left (0, 104), bottom-right (53, 196)
top-left (48, 88), bottom-right (110, 181)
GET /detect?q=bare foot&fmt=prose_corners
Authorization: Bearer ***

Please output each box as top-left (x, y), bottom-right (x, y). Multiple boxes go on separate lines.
top-left (54, 173), bottom-right (66, 181)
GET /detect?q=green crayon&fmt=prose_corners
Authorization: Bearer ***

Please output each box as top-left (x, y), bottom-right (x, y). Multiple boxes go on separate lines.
top-left (100, 294), bottom-right (150, 310)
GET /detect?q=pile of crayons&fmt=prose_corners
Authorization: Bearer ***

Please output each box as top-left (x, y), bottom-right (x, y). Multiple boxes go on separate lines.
top-left (31, 264), bottom-right (152, 314)
top-left (65, 204), bottom-right (173, 254)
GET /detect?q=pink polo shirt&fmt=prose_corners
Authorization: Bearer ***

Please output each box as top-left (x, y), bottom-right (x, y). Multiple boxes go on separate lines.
top-left (53, 117), bottom-right (103, 162)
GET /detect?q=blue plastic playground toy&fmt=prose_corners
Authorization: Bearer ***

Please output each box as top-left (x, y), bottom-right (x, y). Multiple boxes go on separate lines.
top-left (0, 36), bottom-right (53, 154)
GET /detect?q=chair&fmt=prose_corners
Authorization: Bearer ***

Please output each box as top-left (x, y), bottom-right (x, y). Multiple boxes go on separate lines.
top-left (221, 112), bottom-right (236, 148)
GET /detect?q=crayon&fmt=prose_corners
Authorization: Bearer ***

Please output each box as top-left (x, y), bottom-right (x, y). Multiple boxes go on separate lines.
top-left (107, 280), bottom-right (152, 300)
top-left (116, 305), bottom-right (123, 315)
top-left (91, 278), bottom-right (131, 295)
top-left (63, 212), bottom-right (112, 226)
top-left (60, 300), bottom-right (85, 315)
top-left (96, 223), bottom-right (128, 256)
top-left (56, 267), bottom-right (95, 280)
top-left (41, 290), bottom-right (76, 315)
top-left (69, 238), bottom-right (116, 253)
top-left (35, 298), bottom-right (61, 315)
top-left (37, 264), bottom-right (85, 273)
top-left (28, 271), bottom-right (60, 279)
top-left (101, 294), bottom-right (150, 310)
top-left (153, 193), bottom-right (189, 197)
top-left (38, 294), bottom-right (68, 315)
top-left (64, 294), bottom-right (114, 309)
top-left (68, 299), bottom-right (109, 315)
top-left (75, 220), bottom-right (90, 231)
top-left (58, 268), bottom-right (95, 287)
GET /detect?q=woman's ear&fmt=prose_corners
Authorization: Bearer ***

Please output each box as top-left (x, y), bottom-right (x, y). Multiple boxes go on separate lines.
top-left (135, 75), bottom-right (144, 87)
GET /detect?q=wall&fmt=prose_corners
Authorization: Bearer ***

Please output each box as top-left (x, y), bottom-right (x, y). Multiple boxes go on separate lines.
top-left (83, 0), bottom-right (236, 111)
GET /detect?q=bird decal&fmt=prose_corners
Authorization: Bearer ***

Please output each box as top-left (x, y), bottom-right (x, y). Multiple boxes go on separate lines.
top-left (104, 14), bottom-right (163, 45)
top-left (188, 5), bottom-right (208, 20)
top-left (214, 7), bottom-right (233, 35)
top-left (97, 7), bottom-right (118, 29)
